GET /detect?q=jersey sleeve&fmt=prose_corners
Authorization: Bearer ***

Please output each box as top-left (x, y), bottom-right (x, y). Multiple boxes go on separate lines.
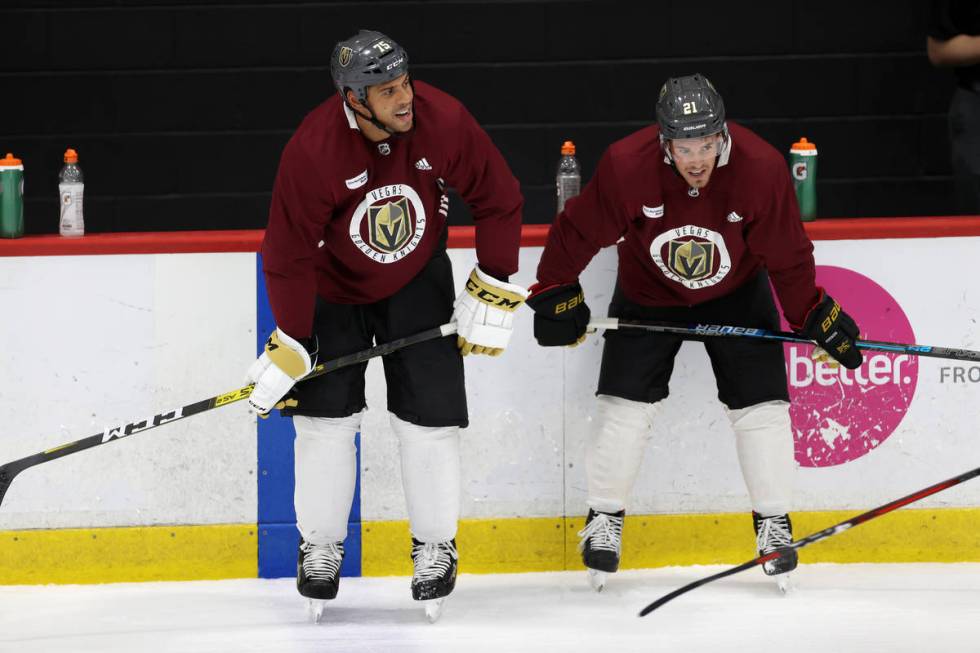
top-left (442, 106), bottom-right (523, 281)
top-left (744, 158), bottom-right (820, 327)
top-left (260, 137), bottom-right (334, 339)
top-left (535, 148), bottom-right (632, 286)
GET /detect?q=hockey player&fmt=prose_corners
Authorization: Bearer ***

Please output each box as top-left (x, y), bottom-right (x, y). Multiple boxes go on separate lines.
top-left (526, 74), bottom-right (863, 591)
top-left (246, 30), bottom-right (526, 621)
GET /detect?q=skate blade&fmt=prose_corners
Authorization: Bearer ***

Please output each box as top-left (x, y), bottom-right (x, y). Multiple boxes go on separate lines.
top-left (587, 569), bottom-right (607, 593)
top-left (423, 597), bottom-right (446, 623)
top-left (308, 599), bottom-right (328, 624)
top-left (775, 573), bottom-right (793, 595)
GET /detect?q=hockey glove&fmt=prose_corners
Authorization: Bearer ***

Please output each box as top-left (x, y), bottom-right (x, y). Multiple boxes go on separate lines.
top-left (526, 282), bottom-right (591, 347)
top-left (452, 267), bottom-right (528, 356)
top-left (246, 328), bottom-right (317, 414)
top-left (797, 291), bottom-right (863, 370)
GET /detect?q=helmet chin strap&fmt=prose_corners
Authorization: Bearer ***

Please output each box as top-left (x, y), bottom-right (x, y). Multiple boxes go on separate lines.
top-left (348, 100), bottom-right (396, 135)
top-left (348, 80), bottom-right (416, 138)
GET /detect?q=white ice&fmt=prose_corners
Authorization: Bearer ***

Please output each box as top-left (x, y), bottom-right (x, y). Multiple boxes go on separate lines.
top-left (2, 564), bottom-right (979, 653)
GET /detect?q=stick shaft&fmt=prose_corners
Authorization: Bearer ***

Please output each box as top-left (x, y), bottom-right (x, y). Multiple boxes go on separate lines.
top-left (0, 323), bottom-right (456, 509)
top-left (639, 464), bottom-right (980, 616)
top-left (589, 317), bottom-right (980, 362)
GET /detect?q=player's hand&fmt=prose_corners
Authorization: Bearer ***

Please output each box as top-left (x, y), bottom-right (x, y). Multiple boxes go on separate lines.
top-left (245, 328), bottom-right (317, 414)
top-left (525, 281), bottom-right (591, 347)
top-left (452, 267), bottom-right (528, 356)
top-left (798, 291), bottom-right (862, 369)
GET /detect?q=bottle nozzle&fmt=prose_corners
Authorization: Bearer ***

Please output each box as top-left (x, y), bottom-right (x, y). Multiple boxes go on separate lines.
top-left (561, 140), bottom-right (576, 156)
top-left (64, 148), bottom-right (79, 163)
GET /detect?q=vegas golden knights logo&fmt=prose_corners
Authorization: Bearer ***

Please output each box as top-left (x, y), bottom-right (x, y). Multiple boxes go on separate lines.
top-left (338, 46), bottom-right (353, 67)
top-left (368, 198), bottom-right (412, 253)
top-left (668, 239), bottom-right (715, 282)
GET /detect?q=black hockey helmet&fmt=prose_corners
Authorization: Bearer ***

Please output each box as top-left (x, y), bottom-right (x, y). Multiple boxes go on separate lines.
top-left (655, 74), bottom-right (726, 141)
top-left (330, 30), bottom-right (410, 106)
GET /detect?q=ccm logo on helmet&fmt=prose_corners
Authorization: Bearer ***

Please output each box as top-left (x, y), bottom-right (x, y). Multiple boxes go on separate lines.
top-left (385, 56), bottom-right (405, 71)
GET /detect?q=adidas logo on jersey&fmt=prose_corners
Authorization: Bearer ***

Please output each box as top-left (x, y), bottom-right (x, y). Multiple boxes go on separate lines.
top-left (726, 211), bottom-right (743, 223)
top-left (415, 158), bottom-right (432, 171)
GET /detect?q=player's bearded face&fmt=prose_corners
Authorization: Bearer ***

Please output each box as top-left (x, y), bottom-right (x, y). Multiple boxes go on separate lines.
top-left (365, 74), bottom-right (414, 133)
top-left (670, 134), bottom-right (722, 189)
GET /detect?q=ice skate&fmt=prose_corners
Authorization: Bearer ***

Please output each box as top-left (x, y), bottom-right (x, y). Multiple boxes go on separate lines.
top-left (753, 512), bottom-right (797, 594)
top-left (578, 509), bottom-right (624, 592)
top-left (411, 538), bottom-right (458, 623)
top-left (297, 539), bottom-right (344, 622)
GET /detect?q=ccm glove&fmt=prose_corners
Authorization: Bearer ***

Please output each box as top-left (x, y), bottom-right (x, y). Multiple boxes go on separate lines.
top-left (798, 291), bottom-right (863, 370)
top-left (245, 328), bottom-right (317, 414)
top-left (452, 266), bottom-right (529, 356)
top-left (525, 282), bottom-right (591, 347)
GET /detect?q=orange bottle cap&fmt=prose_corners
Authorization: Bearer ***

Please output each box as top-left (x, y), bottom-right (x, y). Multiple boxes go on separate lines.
top-left (0, 152), bottom-right (22, 166)
top-left (791, 137), bottom-right (816, 151)
top-left (561, 140), bottom-right (576, 156)
top-left (64, 148), bottom-right (79, 163)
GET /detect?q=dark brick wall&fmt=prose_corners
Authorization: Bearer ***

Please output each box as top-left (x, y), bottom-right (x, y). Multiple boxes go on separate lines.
top-left (0, 0), bottom-right (957, 234)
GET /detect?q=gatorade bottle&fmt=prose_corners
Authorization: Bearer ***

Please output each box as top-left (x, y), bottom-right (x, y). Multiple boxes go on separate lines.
top-left (556, 140), bottom-right (581, 214)
top-left (0, 153), bottom-right (24, 238)
top-left (790, 138), bottom-right (817, 222)
top-left (59, 148), bottom-right (84, 237)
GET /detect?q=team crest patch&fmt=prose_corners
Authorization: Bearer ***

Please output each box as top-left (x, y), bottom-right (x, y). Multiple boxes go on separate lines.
top-left (338, 46), bottom-right (353, 67)
top-left (668, 239), bottom-right (715, 282)
top-left (368, 197), bottom-right (412, 252)
top-left (349, 184), bottom-right (426, 263)
top-left (650, 225), bottom-right (732, 290)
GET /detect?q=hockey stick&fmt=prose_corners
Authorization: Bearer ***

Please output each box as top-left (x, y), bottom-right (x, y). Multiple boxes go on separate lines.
top-left (639, 464), bottom-right (980, 617)
top-left (0, 322), bottom-right (457, 510)
top-left (589, 317), bottom-right (980, 362)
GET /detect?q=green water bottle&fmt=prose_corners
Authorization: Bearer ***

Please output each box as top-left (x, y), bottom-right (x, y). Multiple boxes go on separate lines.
top-left (790, 138), bottom-right (817, 222)
top-left (0, 152), bottom-right (24, 238)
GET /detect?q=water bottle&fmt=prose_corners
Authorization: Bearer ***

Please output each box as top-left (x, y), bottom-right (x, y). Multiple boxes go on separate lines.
top-left (790, 137), bottom-right (817, 222)
top-left (0, 153), bottom-right (24, 239)
top-left (556, 140), bottom-right (581, 214)
top-left (59, 148), bottom-right (84, 237)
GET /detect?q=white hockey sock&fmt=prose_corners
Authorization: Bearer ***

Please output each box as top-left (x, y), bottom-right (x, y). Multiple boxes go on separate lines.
top-left (293, 413), bottom-right (363, 545)
top-left (587, 395), bottom-right (661, 514)
top-left (390, 413), bottom-right (460, 543)
top-left (727, 400), bottom-right (794, 517)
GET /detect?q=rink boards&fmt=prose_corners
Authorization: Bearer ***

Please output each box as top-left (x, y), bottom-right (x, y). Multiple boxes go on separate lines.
top-left (2, 219), bottom-right (980, 583)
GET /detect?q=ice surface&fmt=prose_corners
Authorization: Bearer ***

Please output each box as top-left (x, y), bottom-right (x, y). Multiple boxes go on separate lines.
top-left (1, 564), bottom-right (978, 652)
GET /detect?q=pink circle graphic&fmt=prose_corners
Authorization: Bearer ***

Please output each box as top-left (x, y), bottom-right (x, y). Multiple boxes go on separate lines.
top-left (778, 266), bottom-right (918, 467)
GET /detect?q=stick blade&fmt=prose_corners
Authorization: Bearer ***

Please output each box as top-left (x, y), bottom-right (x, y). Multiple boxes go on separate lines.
top-left (0, 463), bottom-right (21, 510)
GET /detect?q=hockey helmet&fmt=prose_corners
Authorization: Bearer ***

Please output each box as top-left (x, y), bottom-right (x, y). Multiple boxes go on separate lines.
top-left (330, 30), bottom-right (410, 106)
top-left (656, 74), bottom-right (726, 141)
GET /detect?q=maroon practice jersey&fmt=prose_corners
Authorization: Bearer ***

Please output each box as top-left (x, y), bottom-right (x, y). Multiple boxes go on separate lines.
top-left (262, 81), bottom-right (523, 338)
top-left (536, 122), bottom-right (819, 327)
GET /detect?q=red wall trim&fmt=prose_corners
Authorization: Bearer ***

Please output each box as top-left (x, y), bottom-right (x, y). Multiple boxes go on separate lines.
top-left (2, 217), bottom-right (979, 257)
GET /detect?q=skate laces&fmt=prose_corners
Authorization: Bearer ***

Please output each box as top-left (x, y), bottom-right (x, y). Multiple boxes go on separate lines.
top-left (577, 512), bottom-right (623, 554)
top-left (301, 541), bottom-right (344, 582)
top-left (756, 514), bottom-right (792, 554)
top-left (412, 540), bottom-right (458, 583)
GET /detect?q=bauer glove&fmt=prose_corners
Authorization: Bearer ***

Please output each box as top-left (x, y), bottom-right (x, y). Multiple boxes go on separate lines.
top-left (797, 291), bottom-right (863, 370)
top-left (526, 281), bottom-right (591, 347)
